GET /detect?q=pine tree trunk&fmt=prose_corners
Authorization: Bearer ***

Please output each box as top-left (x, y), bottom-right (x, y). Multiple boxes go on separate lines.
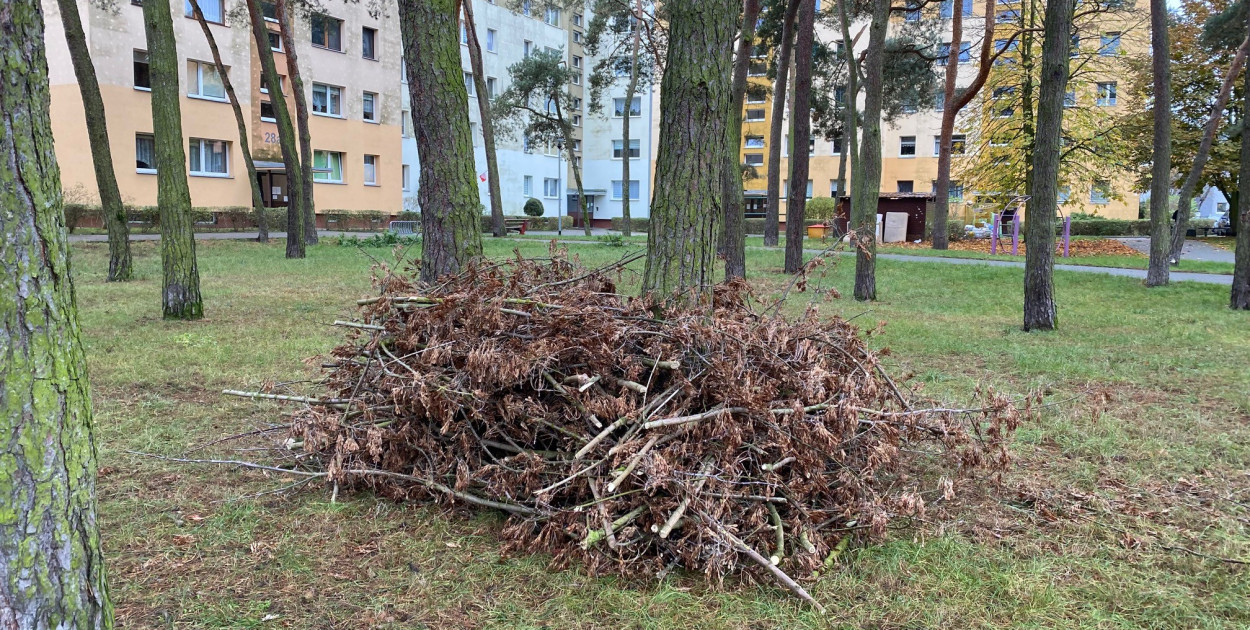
top-left (1022, 0), bottom-right (1072, 331)
top-left (724, 0), bottom-right (762, 280)
top-left (143, 0), bottom-right (203, 320)
top-left (621, 0), bottom-right (646, 239)
top-left (1145, 0), bottom-right (1171, 286)
top-left (1, 2), bottom-right (113, 625)
top-left (642, 0), bottom-right (737, 299)
top-left (1232, 19), bottom-right (1250, 309)
top-left (190, 0), bottom-right (268, 242)
top-left (783, 0), bottom-right (815, 274)
top-left (1020, 0), bottom-right (1036, 199)
top-left (764, 0), bottom-right (800, 247)
top-left (463, 0), bottom-right (504, 238)
top-left (54, 0), bottom-right (133, 280)
top-left (1168, 36), bottom-right (1250, 262)
top-left (852, 0), bottom-right (889, 302)
top-left (399, 0), bottom-right (484, 283)
top-left (246, 0), bottom-right (304, 258)
top-left (276, 0), bottom-right (316, 244)
top-left (836, 0), bottom-right (856, 206)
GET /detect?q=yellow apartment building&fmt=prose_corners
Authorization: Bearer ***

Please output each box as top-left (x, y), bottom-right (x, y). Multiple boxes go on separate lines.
top-left (43, 0), bottom-right (403, 226)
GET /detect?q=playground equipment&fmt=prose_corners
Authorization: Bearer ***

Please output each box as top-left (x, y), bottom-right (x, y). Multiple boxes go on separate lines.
top-left (989, 196), bottom-right (1072, 258)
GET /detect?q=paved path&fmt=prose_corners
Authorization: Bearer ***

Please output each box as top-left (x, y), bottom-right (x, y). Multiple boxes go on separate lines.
top-left (69, 230), bottom-right (1232, 286)
top-left (1115, 237), bottom-right (1235, 263)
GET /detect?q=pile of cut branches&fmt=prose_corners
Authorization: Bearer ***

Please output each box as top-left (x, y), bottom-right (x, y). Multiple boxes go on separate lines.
top-left (251, 253), bottom-right (1025, 608)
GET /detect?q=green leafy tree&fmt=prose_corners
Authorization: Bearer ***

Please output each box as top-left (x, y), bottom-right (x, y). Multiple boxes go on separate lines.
top-left (524, 197), bottom-right (546, 217)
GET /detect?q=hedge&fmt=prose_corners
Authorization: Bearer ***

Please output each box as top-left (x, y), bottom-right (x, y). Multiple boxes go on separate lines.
top-left (610, 217), bottom-right (827, 235)
top-left (1068, 218), bottom-right (1214, 237)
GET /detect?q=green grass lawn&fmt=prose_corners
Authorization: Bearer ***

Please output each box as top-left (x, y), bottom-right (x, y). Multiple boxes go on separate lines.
top-left (72, 239), bottom-right (1250, 629)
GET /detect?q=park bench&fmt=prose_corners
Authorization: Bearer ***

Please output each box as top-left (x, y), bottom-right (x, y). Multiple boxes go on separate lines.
top-left (504, 218), bottom-right (528, 235)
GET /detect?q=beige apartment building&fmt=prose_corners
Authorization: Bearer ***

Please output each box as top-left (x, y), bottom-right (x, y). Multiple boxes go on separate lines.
top-left (44, 0), bottom-right (403, 224)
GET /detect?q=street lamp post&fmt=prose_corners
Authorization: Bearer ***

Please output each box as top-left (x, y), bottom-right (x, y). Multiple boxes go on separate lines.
top-left (556, 138), bottom-right (564, 235)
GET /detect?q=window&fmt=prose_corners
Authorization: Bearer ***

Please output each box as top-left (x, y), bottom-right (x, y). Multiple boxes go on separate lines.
top-left (1058, 186), bottom-right (1071, 203)
top-left (362, 91), bottom-right (378, 122)
top-left (268, 31), bottom-right (283, 52)
top-left (745, 108), bottom-right (766, 121)
top-left (744, 136), bottom-right (765, 148)
top-left (747, 93), bottom-right (767, 104)
top-left (523, 175), bottom-right (533, 196)
top-left (897, 180), bottom-right (914, 193)
top-left (613, 97), bottom-right (642, 117)
top-left (362, 27), bottom-right (377, 59)
top-left (1100, 32), bottom-right (1121, 56)
top-left (260, 73), bottom-right (284, 95)
top-left (545, 5), bottom-right (560, 26)
top-left (935, 89), bottom-right (945, 112)
top-left (486, 77), bottom-right (497, 99)
top-left (748, 58), bottom-right (767, 76)
top-left (363, 155), bottom-right (378, 185)
top-left (486, 28), bottom-right (497, 52)
top-left (905, 3), bottom-right (921, 21)
top-left (993, 86), bottom-right (1015, 99)
top-left (572, 55), bottom-right (582, 68)
top-left (402, 164), bottom-right (411, 191)
top-left (1090, 180), bottom-right (1111, 204)
top-left (312, 83), bottom-right (342, 116)
top-left (573, 12), bottom-right (583, 26)
top-left (933, 134), bottom-right (966, 155)
top-left (544, 177), bottom-right (559, 198)
top-left (188, 60), bottom-right (226, 100)
top-left (260, 100), bottom-right (276, 121)
top-left (994, 39), bottom-right (1018, 64)
top-left (573, 31), bottom-right (583, 44)
top-left (260, 1), bottom-right (277, 21)
top-left (832, 134), bottom-right (844, 154)
top-left (572, 97), bottom-right (583, 109)
top-left (900, 136), bottom-right (916, 157)
top-left (572, 139), bottom-right (582, 152)
top-left (401, 110), bottom-right (411, 137)
top-left (464, 72), bottom-right (475, 96)
top-left (612, 180), bottom-right (641, 200)
top-left (572, 114), bottom-right (582, 126)
top-left (133, 50), bottom-right (150, 90)
top-left (313, 150), bottom-right (344, 183)
top-left (572, 71), bottom-right (582, 85)
top-left (188, 138), bottom-right (229, 176)
top-left (997, 106), bottom-right (1015, 117)
top-left (311, 14), bottom-right (343, 51)
top-left (1064, 90), bottom-right (1076, 107)
top-left (522, 0), bottom-right (532, 16)
top-left (744, 153), bottom-right (764, 166)
top-left (135, 133), bottom-right (156, 172)
top-left (1096, 82), bottom-right (1117, 106)
top-left (996, 8), bottom-right (1019, 22)
top-left (524, 40), bottom-right (533, 57)
top-left (185, 0), bottom-right (222, 23)
top-left (612, 139), bottom-right (641, 159)
top-left (783, 180), bottom-right (814, 198)
top-left (949, 182), bottom-right (964, 201)
top-left (939, 0), bottom-right (973, 18)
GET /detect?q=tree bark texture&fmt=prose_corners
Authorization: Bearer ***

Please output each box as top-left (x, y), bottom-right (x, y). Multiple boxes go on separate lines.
top-left (276, 0), bottom-right (316, 245)
top-left (143, 0), bottom-right (203, 320)
top-left (837, 0), bottom-right (857, 209)
top-left (462, 0), bottom-right (504, 238)
top-left (783, 0), bottom-right (815, 274)
top-left (852, 0), bottom-right (890, 302)
top-left (1145, 0), bottom-right (1171, 286)
top-left (246, 0), bottom-right (304, 258)
top-left (764, 0), bottom-right (800, 247)
top-left (724, 0), bottom-right (762, 280)
top-left (1022, 0), bottom-right (1073, 331)
top-left (1168, 35), bottom-right (1250, 262)
top-left (641, 0), bottom-right (737, 299)
top-left (54, 0), bottom-right (132, 281)
top-left (1232, 18), bottom-right (1250, 309)
top-left (190, 0), bottom-right (267, 242)
top-left (933, 0), bottom-right (997, 250)
top-left (1, 0), bottom-right (114, 624)
top-left (621, 0), bottom-right (647, 239)
top-left (399, 0), bottom-right (484, 284)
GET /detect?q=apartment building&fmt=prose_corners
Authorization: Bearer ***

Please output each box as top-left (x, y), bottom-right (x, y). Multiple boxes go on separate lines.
top-left (401, 0), bottom-right (656, 227)
top-left (44, 0), bottom-right (402, 224)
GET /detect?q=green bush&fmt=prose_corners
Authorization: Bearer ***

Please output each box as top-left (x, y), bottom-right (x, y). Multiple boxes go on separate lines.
top-left (63, 203), bottom-right (97, 233)
top-left (397, 211), bottom-right (420, 221)
top-left (1068, 219), bottom-right (1152, 236)
top-left (610, 217), bottom-right (650, 233)
top-left (597, 233), bottom-right (626, 247)
top-left (805, 197), bottom-right (839, 224)
top-left (523, 198), bottom-right (545, 217)
top-left (335, 232), bottom-right (420, 248)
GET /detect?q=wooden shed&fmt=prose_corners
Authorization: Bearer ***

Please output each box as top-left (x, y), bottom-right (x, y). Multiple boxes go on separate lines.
top-left (834, 193), bottom-right (933, 242)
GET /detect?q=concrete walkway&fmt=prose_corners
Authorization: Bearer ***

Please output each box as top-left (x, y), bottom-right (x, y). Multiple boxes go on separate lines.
top-left (69, 230), bottom-right (1233, 286)
top-left (1114, 237), bottom-right (1235, 263)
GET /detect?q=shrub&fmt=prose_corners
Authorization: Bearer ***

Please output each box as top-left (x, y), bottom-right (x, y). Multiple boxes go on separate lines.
top-left (523, 198), bottom-right (545, 217)
top-left (805, 197), bottom-right (839, 224)
top-left (63, 204), bottom-right (97, 233)
top-left (597, 233), bottom-right (626, 247)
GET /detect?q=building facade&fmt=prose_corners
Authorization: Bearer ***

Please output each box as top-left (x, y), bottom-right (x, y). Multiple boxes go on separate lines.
top-left (45, 0), bottom-right (402, 225)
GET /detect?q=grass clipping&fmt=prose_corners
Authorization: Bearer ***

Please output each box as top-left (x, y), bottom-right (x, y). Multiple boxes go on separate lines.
top-left (289, 253), bottom-right (1023, 607)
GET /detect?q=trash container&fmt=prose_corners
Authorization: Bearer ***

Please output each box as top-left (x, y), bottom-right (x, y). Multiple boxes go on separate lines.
top-left (807, 224), bottom-right (830, 239)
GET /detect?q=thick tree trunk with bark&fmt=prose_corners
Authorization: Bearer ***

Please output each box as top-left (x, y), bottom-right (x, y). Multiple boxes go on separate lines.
top-left (1233, 19), bottom-right (1250, 309)
top-left (1145, 0), bottom-right (1171, 286)
top-left (783, 0), bottom-right (815, 274)
top-left (622, 0), bottom-right (647, 239)
top-left (852, 0), bottom-right (889, 301)
top-left (190, 0), bottom-right (267, 242)
top-left (143, 0), bottom-right (203, 319)
top-left (1, 2), bottom-right (113, 625)
top-left (246, 0), bottom-right (304, 258)
top-left (836, 0), bottom-right (856, 207)
top-left (724, 0), bottom-right (762, 279)
top-left (933, 0), bottom-right (997, 250)
top-left (463, 0), bottom-right (504, 238)
top-left (1168, 35), bottom-right (1250, 262)
top-left (1022, 0), bottom-right (1072, 331)
top-left (642, 0), bottom-right (737, 298)
top-left (55, 0), bottom-right (132, 280)
top-left (276, 0), bottom-right (316, 244)
top-left (764, 0), bottom-right (800, 247)
top-left (399, 0), bottom-right (483, 283)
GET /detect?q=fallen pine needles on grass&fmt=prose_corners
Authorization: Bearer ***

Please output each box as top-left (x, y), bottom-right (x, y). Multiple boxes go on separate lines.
top-left (224, 251), bottom-right (1028, 609)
